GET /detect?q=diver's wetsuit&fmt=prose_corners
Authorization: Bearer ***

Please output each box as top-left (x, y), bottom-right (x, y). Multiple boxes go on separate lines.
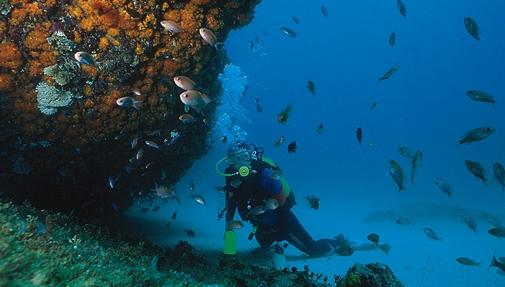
top-left (225, 161), bottom-right (347, 258)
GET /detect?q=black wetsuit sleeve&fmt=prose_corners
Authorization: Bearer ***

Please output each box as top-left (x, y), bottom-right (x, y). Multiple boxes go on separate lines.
top-left (224, 167), bottom-right (237, 224)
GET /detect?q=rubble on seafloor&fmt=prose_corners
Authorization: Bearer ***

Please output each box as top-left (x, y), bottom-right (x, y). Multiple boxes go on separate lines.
top-left (0, 0), bottom-right (261, 216)
top-left (0, 198), bottom-right (405, 287)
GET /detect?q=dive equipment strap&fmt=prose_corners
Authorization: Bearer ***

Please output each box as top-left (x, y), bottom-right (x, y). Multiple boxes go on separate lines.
top-left (248, 225), bottom-right (258, 240)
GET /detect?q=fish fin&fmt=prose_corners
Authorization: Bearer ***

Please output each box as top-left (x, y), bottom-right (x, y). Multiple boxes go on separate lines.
top-left (133, 101), bottom-right (143, 110)
top-left (491, 253), bottom-right (498, 268)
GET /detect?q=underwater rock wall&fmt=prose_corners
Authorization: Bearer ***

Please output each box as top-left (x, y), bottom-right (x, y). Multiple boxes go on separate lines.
top-left (0, 0), bottom-right (260, 216)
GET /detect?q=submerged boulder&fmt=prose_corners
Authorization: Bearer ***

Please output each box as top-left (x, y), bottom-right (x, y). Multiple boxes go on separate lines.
top-left (336, 263), bottom-right (404, 287)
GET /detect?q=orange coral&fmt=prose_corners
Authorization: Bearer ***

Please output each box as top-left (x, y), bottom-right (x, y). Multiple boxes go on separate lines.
top-left (98, 37), bottom-right (109, 50)
top-left (0, 20), bottom-right (6, 40)
top-left (0, 73), bottom-right (14, 91)
top-left (0, 43), bottom-right (23, 70)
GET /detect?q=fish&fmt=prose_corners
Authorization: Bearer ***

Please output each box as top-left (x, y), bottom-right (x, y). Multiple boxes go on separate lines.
top-left (389, 160), bottom-right (405, 192)
top-left (173, 76), bottom-right (196, 90)
top-left (411, 150), bottom-right (422, 183)
top-left (131, 137), bottom-right (139, 149)
top-left (466, 90), bottom-right (495, 105)
top-left (365, 140), bottom-right (377, 148)
top-left (378, 64), bottom-right (400, 82)
top-left (220, 136), bottom-right (228, 144)
top-left (482, 213), bottom-right (502, 228)
top-left (108, 176), bottom-right (115, 189)
top-left (165, 221), bottom-right (171, 229)
top-left (321, 5), bottom-right (328, 17)
top-left (306, 195), bottom-right (320, 210)
top-left (493, 162), bottom-right (505, 190)
top-left (145, 140), bottom-right (159, 149)
top-left (160, 20), bottom-right (181, 34)
top-left (458, 127), bottom-right (495, 145)
top-left (256, 103), bottom-right (262, 113)
top-left (229, 179), bottom-right (242, 188)
top-left (369, 101), bottom-right (377, 111)
top-left (434, 177), bottom-right (453, 197)
top-left (389, 32), bottom-right (396, 47)
top-left (179, 114), bottom-right (196, 124)
top-left (277, 105), bottom-right (292, 124)
top-left (316, 124), bottom-right (324, 134)
top-left (292, 16), bottom-right (300, 24)
top-left (152, 206), bottom-right (160, 212)
top-left (217, 208), bottom-right (226, 221)
top-left (199, 28), bottom-right (219, 51)
top-left (227, 220), bottom-right (244, 230)
top-left (465, 160), bottom-right (488, 185)
top-left (136, 148), bottom-right (144, 161)
top-left (274, 136), bottom-right (284, 147)
top-left (189, 181), bottom-right (195, 193)
top-left (397, 0), bottom-right (407, 18)
top-left (460, 214), bottom-right (478, 233)
top-left (490, 255), bottom-right (505, 273)
top-left (488, 227), bottom-right (505, 238)
top-left (191, 194), bottom-right (205, 205)
top-left (185, 229), bottom-right (195, 238)
top-left (280, 27), bottom-right (297, 38)
top-left (456, 257), bottom-right (480, 266)
top-left (398, 147), bottom-right (415, 159)
top-left (287, 141), bottom-right (297, 154)
top-left (464, 17), bottom-right (480, 42)
top-left (179, 90), bottom-right (211, 112)
top-left (74, 51), bottom-right (97, 66)
top-left (170, 212), bottom-right (177, 221)
top-left (366, 233), bottom-right (380, 245)
top-left (423, 227), bottom-right (441, 241)
top-left (131, 88), bottom-right (142, 96)
top-left (356, 127), bottom-right (363, 145)
top-left (264, 198), bottom-right (279, 210)
top-left (307, 80), bottom-right (316, 96)
top-left (116, 97), bottom-right (143, 110)
top-left (215, 185), bottom-right (226, 194)
top-left (395, 217), bottom-right (412, 226)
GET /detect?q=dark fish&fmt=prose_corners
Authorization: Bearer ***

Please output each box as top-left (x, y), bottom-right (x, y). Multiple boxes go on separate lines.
top-left (185, 229), bottom-right (195, 238)
top-left (395, 217), bottom-right (412, 226)
top-left (277, 105), bottom-right (292, 124)
top-left (369, 101), bottom-right (378, 111)
top-left (366, 233), bottom-right (380, 245)
top-left (488, 227), bottom-right (505, 238)
top-left (398, 147), bottom-right (415, 159)
top-left (434, 177), bottom-right (453, 197)
top-left (316, 124), bottom-right (324, 134)
top-left (220, 136), bottom-right (228, 144)
top-left (397, 0), bottom-right (407, 18)
top-left (389, 160), bottom-right (405, 192)
top-left (321, 5), bottom-right (328, 17)
top-left (459, 127), bottom-right (495, 145)
top-left (152, 206), bottom-right (160, 212)
top-left (307, 80), bottom-right (316, 96)
top-left (256, 103), bottom-right (262, 113)
top-left (170, 212), bottom-right (177, 221)
top-left (460, 214), bottom-right (478, 233)
top-left (456, 257), bottom-right (480, 266)
top-left (217, 207), bottom-right (226, 221)
top-left (378, 64), bottom-right (400, 82)
top-left (464, 17), bottom-right (480, 42)
top-left (165, 221), bottom-right (171, 228)
top-left (287, 141), bottom-right (297, 154)
top-left (306, 195), bottom-right (320, 210)
top-left (411, 150), bottom-right (422, 184)
top-left (423, 227), bottom-right (441, 241)
top-left (493, 162), bottom-right (505, 190)
top-left (482, 213), bottom-right (502, 228)
top-left (466, 90), bottom-right (495, 105)
top-left (356, 127), bottom-right (362, 145)
top-left (389, 32), bottom-right (396, 47)
top-left (280, 27), bottom-right (297, 38)
top-left (490, 255), bottom-right (505, 273)
top-left (465, 160), bottom-right (488, 185)
top-left (292, 16), bottom-right (300, 24)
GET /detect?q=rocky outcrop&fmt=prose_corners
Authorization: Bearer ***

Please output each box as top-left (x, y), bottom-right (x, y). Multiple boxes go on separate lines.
top-left (336, 263), bottom-right (404, 287)
top-left (0, 0), bottom-right (260, 216)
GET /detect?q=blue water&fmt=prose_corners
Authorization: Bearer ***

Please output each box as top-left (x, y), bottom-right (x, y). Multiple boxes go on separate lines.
top-left (126, 1), bottom-right (505, 286)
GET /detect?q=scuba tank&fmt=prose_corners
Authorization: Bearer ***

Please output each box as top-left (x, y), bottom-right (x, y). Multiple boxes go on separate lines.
top-left (223, 230), bottom-right (237, 255)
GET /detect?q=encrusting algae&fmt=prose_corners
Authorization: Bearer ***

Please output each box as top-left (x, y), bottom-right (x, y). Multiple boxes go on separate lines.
top-left (0, 0), bottom-right (261, 215)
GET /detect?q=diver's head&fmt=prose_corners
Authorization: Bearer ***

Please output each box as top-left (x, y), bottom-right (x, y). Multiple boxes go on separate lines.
top-left (226, 141), bottom-right (263, 167)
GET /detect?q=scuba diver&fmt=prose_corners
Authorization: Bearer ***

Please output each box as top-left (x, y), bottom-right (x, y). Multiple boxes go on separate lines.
top-left (216, 141), bottom-right (383, 258)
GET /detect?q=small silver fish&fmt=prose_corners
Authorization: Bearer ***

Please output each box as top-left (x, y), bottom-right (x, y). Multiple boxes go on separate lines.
top-left (131, 137), bottom-right (139, 149)
top-left (227, 220), bottom-right (244, 230)
top-left (280, 27), bottom-right (297, 38)
top-left (136, 148), bottom-right (144, 161)
top-left (434, 177), bottom-right (452, 197)
top-left (160, 20), bottom-right (181, 34)
top-left (74, 51), bottom-right (97, 66)
top-left (199, 28), bottom-right (219, 51)
top-left (108, 176), bottom-right (115, 189)
top-left (173, 76), bottom-right (196, 90)
top-left (145, 140), bottom-right (160, 149)
top-left (116, 97), bottom-right (143, 110)
top-left (191, 194), bottom-right (205, 205)
top-left (179, 114), bottom-right (196, 124)
top-left (264, 198), bottom-right (279, 210)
